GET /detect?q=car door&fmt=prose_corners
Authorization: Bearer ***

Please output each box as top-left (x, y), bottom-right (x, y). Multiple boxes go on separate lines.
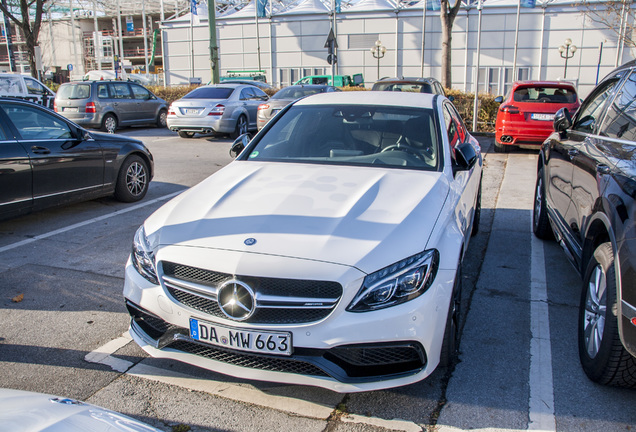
top-left (546, 75), bottom-right (622, 254)
top-left (24, 76), bottom-right (55, 109)
top-left (444, 102), bottom-right (479, 239)
top-left (0, 101), bottom-right (104, 210)
top-left (130, 83), bottom-right (156, 122)
top-left (244, 87), bottom-right (268, 129)
top-left (108, 82), bottom-right (137, 124)
top-left (0, 119), bottom-right (31, 218)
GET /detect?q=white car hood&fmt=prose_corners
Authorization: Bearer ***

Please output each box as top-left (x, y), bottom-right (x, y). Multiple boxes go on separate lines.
top-left (145, 162), bottom-right (449, 273)
top-left (0, 389), bottom-right (160, 432)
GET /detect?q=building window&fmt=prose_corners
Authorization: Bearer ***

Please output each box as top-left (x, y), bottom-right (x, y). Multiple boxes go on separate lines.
top-left (476, 66), bottom-right (531, 95)
top-left (348, 34), bottom-right (379, 50)
top-left (279, 69), bottom-right (289, 87)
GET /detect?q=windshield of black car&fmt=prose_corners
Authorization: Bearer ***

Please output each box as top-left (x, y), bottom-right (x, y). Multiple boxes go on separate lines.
top-left (183, 87), bottom-right (234, 99)
top-left (513, 86), bottom-right (577, 103)
top-left (245, 104), bottom-right (440, 171)
top-left (273, 87), bottom-right (324, 99)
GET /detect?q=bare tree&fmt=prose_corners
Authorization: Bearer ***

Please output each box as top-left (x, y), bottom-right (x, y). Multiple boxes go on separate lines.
top-left (580, 0), bottom-right (636, 48)
top-left (0, 0), bottom-right (47, 78)
top-left (440, 0), bottom-right (462, 89)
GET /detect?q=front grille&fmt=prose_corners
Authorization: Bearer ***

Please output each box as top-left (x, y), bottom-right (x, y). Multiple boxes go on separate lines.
top-left (127, 308), bottom-right (427, 383)
top-left (167, 340), bottom-right (330, 377)
top-left (161, 261), bottom-right (343, 324)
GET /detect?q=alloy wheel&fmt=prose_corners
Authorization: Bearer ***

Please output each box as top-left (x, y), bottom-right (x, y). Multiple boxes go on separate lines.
top-left (583, 264), bottom-right (607, 359)
top-left (126, 161), bottom-right (147, 197)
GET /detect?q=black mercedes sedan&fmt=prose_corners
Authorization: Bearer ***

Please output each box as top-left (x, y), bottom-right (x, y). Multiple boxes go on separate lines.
top-left (533, 60), bottom-right (636, 388)
top-left (0, 97), bottom-right (153, 221)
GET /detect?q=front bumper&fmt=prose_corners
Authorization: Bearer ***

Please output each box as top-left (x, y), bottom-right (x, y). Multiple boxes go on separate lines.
top-left (123, 251), bottom-right (455, 393)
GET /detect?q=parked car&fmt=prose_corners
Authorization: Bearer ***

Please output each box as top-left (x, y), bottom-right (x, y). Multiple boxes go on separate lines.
top-left (0, 98), bottom-right (153, 221)
top-left (533, 60), bottom-right (636, 387)
top-left (124, 91), bottom-right (482, 392)
top-left (294, 73), bottom-right (364, 87)
top-left (256, 84), bottom-right (339, 130)
top-left (0, 72), bottom-right (55, 109)
top-left (54, 80), bottom-right (168, 133)
top-left (494, 81), bottom-right (580, 153)
top-left (167, 83), bottom-right (269, 138)
top-left (372, 76), bottom-right (447, 96)
top-left (0, 388), bottom-right (162, 432)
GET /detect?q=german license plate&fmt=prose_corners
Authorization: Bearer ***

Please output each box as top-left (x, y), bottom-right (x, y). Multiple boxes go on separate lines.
top-left (189, 318), bottom-right (292, 356)
top-left (183, 108), bottom-right (201, 115)
top-left (64, 107), bottom-right (78, 112)
top-left (531, 113), bottom-right (554, 121)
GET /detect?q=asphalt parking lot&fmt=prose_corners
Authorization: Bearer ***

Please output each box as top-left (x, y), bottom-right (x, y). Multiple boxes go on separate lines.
top-left (0, 127), bottom-right (634, 431)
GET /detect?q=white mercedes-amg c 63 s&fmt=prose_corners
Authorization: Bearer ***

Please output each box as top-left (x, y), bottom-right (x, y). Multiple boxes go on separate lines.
top-left (124, 91), bottom-right (482, 392)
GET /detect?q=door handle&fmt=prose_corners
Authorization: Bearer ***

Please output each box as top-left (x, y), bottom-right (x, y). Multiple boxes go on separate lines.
top-left (568, 148), bottom-right (579, 160)
top-left (31, 146), bottom-right (50, 155)
top-left (596, 164), bottom-right (610, 175)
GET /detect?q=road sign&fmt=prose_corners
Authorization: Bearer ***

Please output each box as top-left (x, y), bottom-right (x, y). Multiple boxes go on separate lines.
top-left (327, 54), bottom-right (337, 65)
top-left (324, 28), bottom-right (338, 53)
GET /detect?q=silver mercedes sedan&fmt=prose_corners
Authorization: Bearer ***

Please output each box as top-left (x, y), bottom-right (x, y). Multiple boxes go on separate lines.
top-left (167, 83), bottom-right (269, 139)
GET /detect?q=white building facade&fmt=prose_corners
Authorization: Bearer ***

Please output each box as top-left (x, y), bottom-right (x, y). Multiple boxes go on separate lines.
top-left (162, 0), bottom-right (633, 97)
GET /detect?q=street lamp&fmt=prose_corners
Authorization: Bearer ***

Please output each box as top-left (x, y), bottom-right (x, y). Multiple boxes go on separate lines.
top-left (558, 38), bottom-right (577, 79)
top-left (370, 39), bottom-right (386, 79)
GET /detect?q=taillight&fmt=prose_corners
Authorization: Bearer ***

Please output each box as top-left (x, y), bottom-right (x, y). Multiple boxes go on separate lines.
top-left (500, 104), bottom-right (520, 114)
top-left (168, 105), bottom-right (176, 116)
top-left (258, 103), bottom-right (269, 111)
top-left (85, 102), bottom-right (96, 113)
top-left (208, 104), bottom-right (225, 116)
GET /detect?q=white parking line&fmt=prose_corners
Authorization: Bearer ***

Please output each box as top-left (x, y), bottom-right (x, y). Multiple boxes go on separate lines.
top-left (0, 191), bottom-right (183, 254)
top-left (85, 334), bottom-right (422, 431)
top-left (528, 217), bottom-right (556, 431)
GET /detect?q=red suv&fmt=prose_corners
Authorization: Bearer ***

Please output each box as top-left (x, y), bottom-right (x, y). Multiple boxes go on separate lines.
top-left (494, 81), bottom-right (579, 152)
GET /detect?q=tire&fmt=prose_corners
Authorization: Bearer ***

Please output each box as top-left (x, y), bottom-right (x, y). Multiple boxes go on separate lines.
top-left (471, 181), bottom-right (481, 237)
top-left (440, 267), bottom-right (462, 367)
top-left (178, 131), bottom-right (195, 138)
top-left (114, 155), bottom-right (149, 203)
top-left (493, 140), bottom-right (511, 153)
top-left (533, 168), bottom-right (553, 240)
top-left (578, 242), bottom-right (636, 387)
top-left (230, 115), bottom-right (248, 139)
top-left (156, 109), bottom-right (167, 128)
top-left (101, 113), bottom-right (118, 134)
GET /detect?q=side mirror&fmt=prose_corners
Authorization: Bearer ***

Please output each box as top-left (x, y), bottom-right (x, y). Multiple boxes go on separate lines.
top-left (553, 108), bottom-right (572, 135)
top-left (494, 96), bottom-right (504, 104)
top-left (454, 143), bottom-right (477, 171)
top-left (230, 133), bottom-right (251, 158)
top-left (447, 95), bottom-right (455, 102)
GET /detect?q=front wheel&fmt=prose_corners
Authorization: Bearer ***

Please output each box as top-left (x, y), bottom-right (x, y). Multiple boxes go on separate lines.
top-left (101, 114), bottom-right (118, 134)
top-left (533, 169), bottom-right (553, 239)
top-left (230, 115), bottom-right (248, 139)
top-left (578, 242), bottom-right (636, 387)
top-left (114, 155), bottom-right (149, 203)
top-left (440, 267), bottom-right (462, 367)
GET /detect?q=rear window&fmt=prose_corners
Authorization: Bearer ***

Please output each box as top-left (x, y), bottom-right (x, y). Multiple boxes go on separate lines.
top-left (58, 84), bottom-right (91, 100)
top-left (183, 87), bottom-right (233, 99)
top-left (513, 86), bottom-right (577, 103)
top-left (372, 82), bottom-right (435, 94)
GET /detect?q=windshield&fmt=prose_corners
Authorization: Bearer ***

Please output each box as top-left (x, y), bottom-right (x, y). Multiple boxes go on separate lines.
top-left (273, 87), bottom-right (326, 100)
top-left (183, 87), bottom-right (234, 99)
top-left (245, 104), bottom-right (440, 171)
top-left (513, 86), bottom-right (577, 103)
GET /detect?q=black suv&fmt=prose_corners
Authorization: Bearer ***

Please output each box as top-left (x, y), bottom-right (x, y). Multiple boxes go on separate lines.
top-left (371, 77), bottom-right (446, 95)
top-left (533, 60), bottom-right (636, 387)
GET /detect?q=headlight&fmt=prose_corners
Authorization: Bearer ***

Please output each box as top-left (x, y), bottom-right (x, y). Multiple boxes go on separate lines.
top-left (347, 250), bottom-right (439, 312)
top-left (131, 226), bottom-right (158, 285)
